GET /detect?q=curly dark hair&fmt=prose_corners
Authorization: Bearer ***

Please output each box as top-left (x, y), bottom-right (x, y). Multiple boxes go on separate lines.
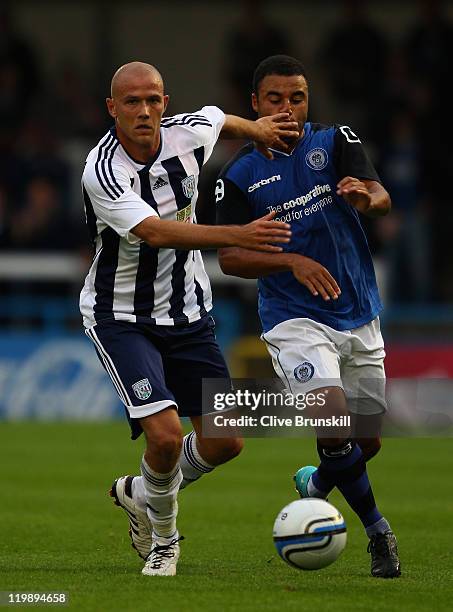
top-left (252, 55), bottom-right (308, 94)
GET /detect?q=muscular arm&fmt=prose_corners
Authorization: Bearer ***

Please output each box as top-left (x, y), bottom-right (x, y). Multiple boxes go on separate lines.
top-left (219, 248), bottom-right (340, 301)
top-left (221, 113), bottom-right (299, 152)
top-left (363, 180), bottom-right (391, 217)
top-left (131, 213), bottom-right (291, 252)
top-left (337, 177), bottom-right (391, 218)
top-left (219, 248), bottom-right (297, 278)
top-left (333, 125), bottom-right (391, 217)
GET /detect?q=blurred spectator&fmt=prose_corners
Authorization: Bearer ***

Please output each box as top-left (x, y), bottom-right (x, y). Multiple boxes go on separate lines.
top-left (0, 130), bottom-right (23, 209)
top-left (403, 0), bottom-right (453, 300)
top-left (403, 0), bottom-right (453, 197)
top-left (320, 0), bottom-right (388, 140)
top-left (0, 0), bottom-right (450, 310)
top-left (381, 48), bottom-right (414, 120)
top-left (223, 0), bottom-right (293, 117)
top-left (11, 178), bottom-right (65, 251)
top-left (0, 182), bottom-right (11, 248)
top-left (377, 108), bottom-right (430, 304)
top-left (10, 178), bottom-right (71, 251)
top-left (13, 119), bottom-right (71, 204)
top-left (404, 0), bottom-right (453, 111)
top-left (0, 5), bottom-right (40, 133)
top-left (213, 1), bottom-right (294, 220)
top-left (45, 61), bottom-right (107, 140)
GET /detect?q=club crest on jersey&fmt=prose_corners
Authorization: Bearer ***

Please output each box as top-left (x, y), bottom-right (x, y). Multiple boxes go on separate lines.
top-left (294, 362), bottom-right (315, 383)
top-left (305, 148), bottom-right (328, 171)
top-left (181, 175), bottom-right (196, 199)
top-left (132, 378), bottom-right (153, 400)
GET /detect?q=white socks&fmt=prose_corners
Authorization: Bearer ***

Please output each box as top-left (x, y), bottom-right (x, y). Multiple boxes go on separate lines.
top-left (178, 431), bottom-right (214, 490)
top-left (140, 457), bottom-right (182, 538)
top-left (131, 432), bottom-right (215, 537)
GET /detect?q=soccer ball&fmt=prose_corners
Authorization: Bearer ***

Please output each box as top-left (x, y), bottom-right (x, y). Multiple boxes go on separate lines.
top-left (273, 498), bottom-right (347, 570)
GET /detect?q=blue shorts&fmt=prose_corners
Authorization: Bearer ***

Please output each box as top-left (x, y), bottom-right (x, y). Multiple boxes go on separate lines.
top-left (85, 315), bottom-right (230, 439)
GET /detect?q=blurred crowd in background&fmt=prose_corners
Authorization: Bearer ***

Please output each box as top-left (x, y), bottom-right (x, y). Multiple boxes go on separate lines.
top-left (0, 0), bottom-right (452, 311)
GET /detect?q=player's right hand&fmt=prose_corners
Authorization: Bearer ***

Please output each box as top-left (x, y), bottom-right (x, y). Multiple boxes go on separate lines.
top-left (255, 113), bottom-right (300, 158)
top-left (236, 210), bottom-right (292, 252)
top-left (291, 255), bottom-right (341, 300)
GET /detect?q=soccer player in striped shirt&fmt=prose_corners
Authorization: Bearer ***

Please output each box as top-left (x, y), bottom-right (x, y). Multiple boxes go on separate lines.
top-left (80, 61), bottom-right (296, 576)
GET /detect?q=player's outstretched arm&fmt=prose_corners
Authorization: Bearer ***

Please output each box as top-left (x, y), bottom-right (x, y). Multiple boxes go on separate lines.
top-left (219, 248), bottom-right (340, 301)
top-left (221, 113), bottom-right (299, 154)
top-left (131, 211), bottom-right (291, 252)
top-left (337, 178), bottom-right (391, 217)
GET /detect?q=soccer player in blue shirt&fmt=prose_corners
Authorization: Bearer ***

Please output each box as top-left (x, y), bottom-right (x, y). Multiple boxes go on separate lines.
top-left (216, 55), bottom-right (400, 578)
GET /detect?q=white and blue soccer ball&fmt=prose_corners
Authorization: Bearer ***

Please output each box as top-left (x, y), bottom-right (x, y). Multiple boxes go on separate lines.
top-left (273, 498), bottom-right (347, 570)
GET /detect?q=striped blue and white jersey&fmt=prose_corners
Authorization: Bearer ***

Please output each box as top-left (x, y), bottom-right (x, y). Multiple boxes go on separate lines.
top-left (80, 105), bottom-right (225, 328)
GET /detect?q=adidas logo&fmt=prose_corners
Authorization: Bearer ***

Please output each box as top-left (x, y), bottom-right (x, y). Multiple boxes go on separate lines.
top-left (152, 177), bottom-right (168, 190)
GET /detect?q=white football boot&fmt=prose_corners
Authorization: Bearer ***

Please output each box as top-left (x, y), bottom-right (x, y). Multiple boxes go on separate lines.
top-left (142, 533), bottom-right (183, 576)
top-left (109, 475), bottom-right (152, 560)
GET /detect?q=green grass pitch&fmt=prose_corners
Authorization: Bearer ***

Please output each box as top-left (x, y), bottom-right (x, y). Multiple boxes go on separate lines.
top-left (1, 423), bottom-right (452, 611)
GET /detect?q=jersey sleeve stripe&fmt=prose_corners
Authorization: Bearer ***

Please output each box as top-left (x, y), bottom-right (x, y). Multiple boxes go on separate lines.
top-left (186, 119), bottom-right (212, 127)
top-left (185, 117), bottom-right (212, 125)
top-left (106, 141), bottom-right (124, 196)
top-left (100, 136), bottom-right (122, 198)
top-left (95, 135), bottom-right (123, 200)
top-left (94, 136), bottom-right (117, 199)
top-left (161, 117), bottom-right (212, 129)
top-left (161, 120), bottom-right (212, 129)
top-left (161, 115), bottom-right (209, 122)
top-left (161, 113), bottom-right (208, 123)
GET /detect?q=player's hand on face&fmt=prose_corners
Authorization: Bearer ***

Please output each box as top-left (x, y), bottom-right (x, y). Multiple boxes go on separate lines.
top-left (337, 176), bottom-right (372, 214)
top-left (254, 113), bottom-right (300, 159)
top-left (237, 210), bottom-right (292, 252)
top-left (292, 255), bottom-right (341, 301)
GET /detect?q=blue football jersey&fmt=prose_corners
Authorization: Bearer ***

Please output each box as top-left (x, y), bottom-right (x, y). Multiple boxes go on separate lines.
top-left (216, 122), bottom-right (383, 333)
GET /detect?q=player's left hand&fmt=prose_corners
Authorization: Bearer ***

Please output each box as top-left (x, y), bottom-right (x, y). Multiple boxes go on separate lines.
top-left (254, 113), bottom-right (300, 159)
top-left (337, 176), bottom-right (372, 214)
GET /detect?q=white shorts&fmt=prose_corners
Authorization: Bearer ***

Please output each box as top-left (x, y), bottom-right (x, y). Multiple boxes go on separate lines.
top-left (262, 317), bottom-right (386, 415)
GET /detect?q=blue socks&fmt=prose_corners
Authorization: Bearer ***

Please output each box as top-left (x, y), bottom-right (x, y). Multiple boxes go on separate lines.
top-left (312, 440), bottom-right (388, 532)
